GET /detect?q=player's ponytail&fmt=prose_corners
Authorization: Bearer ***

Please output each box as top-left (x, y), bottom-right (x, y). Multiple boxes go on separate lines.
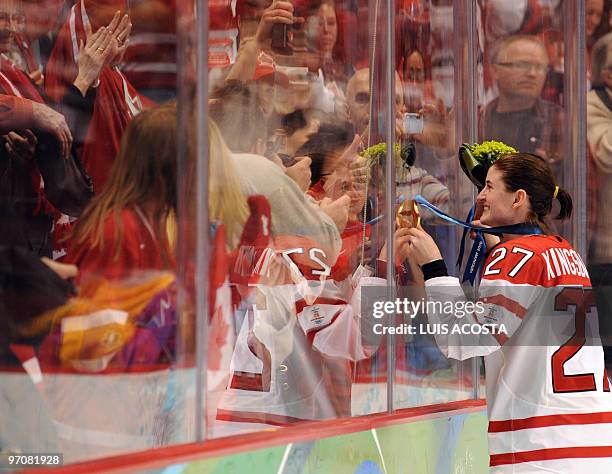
top-left (492, 153), bottom-right (573, 232)
top-left (554, 186), bottom-right (573, 221)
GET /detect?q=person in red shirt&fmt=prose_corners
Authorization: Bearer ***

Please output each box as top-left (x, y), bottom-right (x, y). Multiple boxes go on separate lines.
top-left (68, 104), bottom-right (178, 280)
top-left (0, 1), bottom-right (91, 257)
top-left (45, 0), bottom-right (153, 191)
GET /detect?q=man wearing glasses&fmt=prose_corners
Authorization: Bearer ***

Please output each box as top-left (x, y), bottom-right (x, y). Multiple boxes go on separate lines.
top-left (481, 35), bottom-right (563, 179)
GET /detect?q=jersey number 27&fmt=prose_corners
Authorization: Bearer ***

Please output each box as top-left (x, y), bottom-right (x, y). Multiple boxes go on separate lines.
top-left (552, 287), bottom-right (610, 393)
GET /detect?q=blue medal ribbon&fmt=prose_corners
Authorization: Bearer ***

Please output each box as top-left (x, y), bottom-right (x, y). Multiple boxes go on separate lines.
top-left (463, 231), bottom-right (486, 285)
top-left (413, 195), bottom-right (543, 284)
top-left (456, 204), bottom-right (476, 269)
top-left (413, 195), bottom-right (542, 235)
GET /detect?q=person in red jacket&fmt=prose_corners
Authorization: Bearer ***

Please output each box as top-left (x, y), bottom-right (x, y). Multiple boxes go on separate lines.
top-left (68, 104), bottom-right (177, 279)
top-left (0, 2), bottom-right (91, 257)
top-left (45, 0), bottom-right (153, 191)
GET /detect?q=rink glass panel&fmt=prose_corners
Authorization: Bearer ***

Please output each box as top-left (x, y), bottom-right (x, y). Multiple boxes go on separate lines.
top-left (0, 0), bottom-right (588, 465)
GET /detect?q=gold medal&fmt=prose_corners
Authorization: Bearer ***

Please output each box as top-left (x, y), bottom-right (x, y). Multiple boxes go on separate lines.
top-left (396, 199), bottom-right (421, 229)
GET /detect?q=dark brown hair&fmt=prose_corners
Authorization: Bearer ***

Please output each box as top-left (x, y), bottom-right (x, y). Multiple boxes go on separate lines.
top-left (295, 121), bottom-right (352, 187)
top-left (492, 153), bottom-right (572, 230)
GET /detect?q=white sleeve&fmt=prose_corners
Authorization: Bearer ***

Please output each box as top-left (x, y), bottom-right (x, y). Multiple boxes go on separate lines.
top-left (312, 276), bottom-right (386, 361)
top-left (424, 276), bottom-right (539, 360)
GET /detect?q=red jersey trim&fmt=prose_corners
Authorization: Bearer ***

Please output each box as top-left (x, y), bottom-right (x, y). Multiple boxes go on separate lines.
top-left (295, 297), bottom-right (347, 315)
top-left (481, 294), bottom-right (528, 319)
top-left (305, 311), bottom-right (343, 345)
top-left (492, 331), bottom-right (508, 346)
top-left (488, 412), bottom-right (612, 432)
top-left (216, 409), bottom-right (305, 426)
top-left (470, 310), bottom-right (508, 345)
top-left (489, 446), bottom-right (612, 466)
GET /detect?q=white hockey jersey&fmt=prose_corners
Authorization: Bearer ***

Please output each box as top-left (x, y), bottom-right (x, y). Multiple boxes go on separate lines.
top-left (425, 235), bottom-right (612, 473)
top-left (217, 225), bottom-right (384, 426)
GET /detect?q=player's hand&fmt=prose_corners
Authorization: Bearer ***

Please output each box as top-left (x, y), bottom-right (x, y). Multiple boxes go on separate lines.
top-left (389, 227), bottom-right (409, 264)
top-left (471, 220), bottom-right (500, 248)
top-left (379, 228), bottom-right (426, 266)
top-left (380, 228), bottom-right (410, 265)
top-left (31, 102), bottom-right (73, 159)
top-left (285, 155), bottom-right (312, 192)
top-left (399, 227), bottom-right (443, 267)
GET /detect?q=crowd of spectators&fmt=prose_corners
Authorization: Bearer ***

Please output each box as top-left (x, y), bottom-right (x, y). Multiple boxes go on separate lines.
top-left (0, 0), bottom-right (610, 459)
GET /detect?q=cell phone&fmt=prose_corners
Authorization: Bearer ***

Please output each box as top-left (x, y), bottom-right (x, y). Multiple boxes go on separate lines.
top-left (278, 153), bottom-right (296, 167)
top-left (403, 112), bottom-right (424, 135)
top-left (271, 24), bottom-right (293, 55)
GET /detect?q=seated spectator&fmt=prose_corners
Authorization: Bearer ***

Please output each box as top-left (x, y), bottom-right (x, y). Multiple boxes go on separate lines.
top-left (17, 0), bottom-right (66, 70)
top-left (0, 93), bottom-right (72, 152)
top-left (396, 1), bottom-right (432, 93)
top-left (481, 35), bottom-right (564, 180)
top-left (0, 90), bottom-right (79, 360)
top-left (586, 31), bottom-right (612, 370)
top-left (540, 0), bottom-right (611, 101)
top-left (225, 1), bottom-right (299, 84)
top-left (45, 2), bottom-right (153, 191)
top-left (401, 49), bottom-right (448, 150)
top-left (0, 246), bottom-right (77, 366)
top-left (484, 0), bottom-right (542, 40)
top-left (227, 2), bottom-right (341, 120)
top-left (482, 0), bottom-right (547, 103)
top-left (403, 49), bottom-right (427, 113)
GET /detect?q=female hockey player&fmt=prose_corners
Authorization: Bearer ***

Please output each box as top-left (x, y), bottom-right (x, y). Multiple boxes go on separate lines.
top-left (401, 152), bottom-right (612, 473)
